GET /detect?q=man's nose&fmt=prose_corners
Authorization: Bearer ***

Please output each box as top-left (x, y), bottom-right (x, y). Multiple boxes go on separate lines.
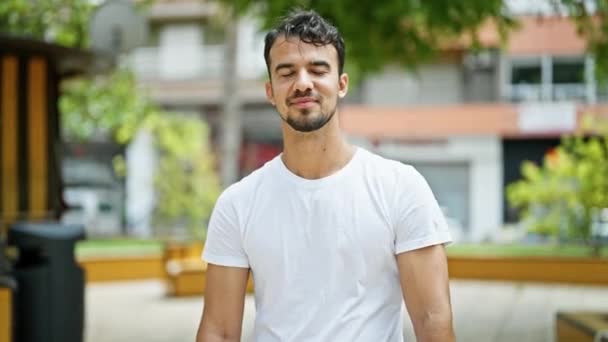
top-left (294, 70), bottom-right (313, 93)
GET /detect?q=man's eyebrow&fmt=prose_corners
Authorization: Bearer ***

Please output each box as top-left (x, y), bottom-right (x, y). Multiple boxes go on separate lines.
top-left (309, 60), bottom-right (331, 68)
top-left (275, 63), bottom-right (294, 72)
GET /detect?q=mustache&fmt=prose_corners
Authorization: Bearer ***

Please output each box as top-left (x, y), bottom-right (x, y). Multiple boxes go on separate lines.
top-left (287, 90), bottom-right (320, 104)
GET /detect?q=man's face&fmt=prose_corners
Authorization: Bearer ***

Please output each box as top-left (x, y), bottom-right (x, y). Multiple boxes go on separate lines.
top-left (265, 36), bottom-right (348, 133)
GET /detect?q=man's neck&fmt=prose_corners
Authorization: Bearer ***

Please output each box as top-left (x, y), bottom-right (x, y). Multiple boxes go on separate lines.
top-left (281, 120), bottom-right (355, 180)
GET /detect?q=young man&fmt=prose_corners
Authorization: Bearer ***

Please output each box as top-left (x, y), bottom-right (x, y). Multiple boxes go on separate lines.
top-left (196, 9), bottom-right (455, 342)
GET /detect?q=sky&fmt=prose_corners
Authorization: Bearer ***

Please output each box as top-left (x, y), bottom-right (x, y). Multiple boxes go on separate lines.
top-left (505, 0), bottom-right (597, 15)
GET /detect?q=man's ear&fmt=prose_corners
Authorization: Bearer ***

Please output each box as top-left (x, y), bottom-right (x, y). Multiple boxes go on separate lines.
top-left (265, 81), bottom-right (275, 106)
top-left (338, 73), bottom-right (349, 98)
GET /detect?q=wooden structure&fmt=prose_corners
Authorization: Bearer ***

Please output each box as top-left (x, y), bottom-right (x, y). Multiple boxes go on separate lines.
top-left (0, 34), bottom-right (109, 231)
top-left (448, 256), bottom-right (608, 285)
top-left (0, 287), bottom-right (10, 342)
top-left (556, 312), bottom-right (608, 342)
top-left (0, 34), bottom-right (110, 342)
top-left (79, 255), bottom-right (166, 282)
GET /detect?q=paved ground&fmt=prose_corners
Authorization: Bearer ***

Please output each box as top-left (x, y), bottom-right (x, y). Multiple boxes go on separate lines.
top-left (85, 280), bottom-right (608, 342)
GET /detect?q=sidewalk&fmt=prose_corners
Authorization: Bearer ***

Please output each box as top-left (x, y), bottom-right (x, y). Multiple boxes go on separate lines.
top-left (85, 280), bottom-right (608, 342)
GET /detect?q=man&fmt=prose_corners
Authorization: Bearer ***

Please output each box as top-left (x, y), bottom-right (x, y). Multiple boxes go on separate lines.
top-left (196, 9), bottom-right (455, 342)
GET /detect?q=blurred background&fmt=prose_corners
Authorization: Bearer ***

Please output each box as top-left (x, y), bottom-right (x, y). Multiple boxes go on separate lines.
top-left (1, 0), bottom-right (608, 341)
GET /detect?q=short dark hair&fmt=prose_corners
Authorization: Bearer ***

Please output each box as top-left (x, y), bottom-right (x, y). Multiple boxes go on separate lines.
top-left (264, 9), bottom-right (346, 76)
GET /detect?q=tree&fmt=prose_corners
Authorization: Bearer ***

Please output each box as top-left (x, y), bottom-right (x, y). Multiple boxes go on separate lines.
top-left (4, 0), bottom-right (608, 239)
top-left (1, 1), bottom-right (221, 240)
top-left (145, 112), bottom-right (221, 240)
top-left (229, 0), bottom-right (514, 75)
top-left (60, 69), bottom-right (222, 239)
top-left (241, 1), bottom-right (607, 77)
top-left (4, 0), bottom-right (608, 188)
top-left (507, 116), bottom-right (608, 255)
top-left (0, 0), bottom-right (93, 47)
top-left (555, 0), bottom-right (608, 80)
top-left (214, 0), bottom-right (608, 189)
top-left (219, 7), bottom-right (242, 187)
top-left (213, 0), bottom-right (513, 187)
top-left (60, 70), bottom-right (150, 144)
top-left (3, 0), bottom-right (607, 75)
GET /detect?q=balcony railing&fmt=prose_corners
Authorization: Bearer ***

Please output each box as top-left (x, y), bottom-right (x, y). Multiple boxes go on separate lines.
top-left (129, 44), bottom-right (265, 81)
top-left (553, 84), bottom-right (587, 101)
top-left (508, 83), bottom-right (592, 102)
top-left (509, 84), bottom-right (543, 102)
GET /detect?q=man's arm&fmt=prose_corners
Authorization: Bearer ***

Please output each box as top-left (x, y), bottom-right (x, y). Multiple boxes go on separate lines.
top-left (196, 264), bottom-right (250, 342)
top-left (397, 244), bottom-right (455, 342)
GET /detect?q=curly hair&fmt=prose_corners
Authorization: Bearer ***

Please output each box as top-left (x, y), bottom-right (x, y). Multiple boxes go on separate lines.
top-left (264, 9), bottom-right (346, 76)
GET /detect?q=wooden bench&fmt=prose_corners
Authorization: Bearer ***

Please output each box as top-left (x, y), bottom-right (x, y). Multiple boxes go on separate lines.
top-left (164, 243), bottom-right (254, 297)
top-left (165, 259), bottom-right (254, 296)
top-left (556, 312), bottom-right (608, 342)
top-left (166, 258), bottom-right (208, 296)
top-left (0, 287), bottom-right (12, 342)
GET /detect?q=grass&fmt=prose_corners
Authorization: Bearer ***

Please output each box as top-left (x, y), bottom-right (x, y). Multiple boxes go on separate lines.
top-left (75, 239), bottom-right (608, 259)
top-left (447, 243), bottom-right (608, 258)
top-left (75, 239), bottom-right (165, 258)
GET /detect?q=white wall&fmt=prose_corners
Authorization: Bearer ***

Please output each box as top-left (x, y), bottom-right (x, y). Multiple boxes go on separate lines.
top-left (362, 64), bottom-right (463, 106)
top-left (357, 136), bottom-right (503, 242)
top-left (126, 129), bottom-right (158, 237)
top-left (134, 18), bottom-right (266, 80)
top-left (237, 16), bottom-right (267, 80)
top-left (159, 23), bottom-right (204, 79)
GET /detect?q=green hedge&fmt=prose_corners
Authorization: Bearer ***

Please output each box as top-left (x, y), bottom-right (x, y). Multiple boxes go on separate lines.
top-left (75, 239), bottom-right (165, 258)
top-left (447, 243), bottom-right (608, 258)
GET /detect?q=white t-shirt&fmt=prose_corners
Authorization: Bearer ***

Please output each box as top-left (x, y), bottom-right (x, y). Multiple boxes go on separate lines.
top-left (203, 147), bottom-right (452, 342)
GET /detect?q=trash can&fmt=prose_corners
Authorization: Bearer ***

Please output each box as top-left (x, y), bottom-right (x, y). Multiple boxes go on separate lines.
top-left (8, 222), bottom-right (85, 342)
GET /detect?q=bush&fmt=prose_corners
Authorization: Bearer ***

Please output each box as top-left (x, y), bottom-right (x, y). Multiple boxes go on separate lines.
top-left (507, 115), bottom-right (608, 255)
top-left (61, 69), bottom-right (221, 241)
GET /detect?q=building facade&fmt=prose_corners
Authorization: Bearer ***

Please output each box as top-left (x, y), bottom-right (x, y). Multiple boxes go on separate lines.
top-left (131, 2), bottom-right (608, 241)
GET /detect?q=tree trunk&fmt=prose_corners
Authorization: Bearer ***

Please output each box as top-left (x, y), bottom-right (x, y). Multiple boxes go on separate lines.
top-left (219, 8), bottom-right (242, 187)
top-left (591, 244), bottom-right (601, 257)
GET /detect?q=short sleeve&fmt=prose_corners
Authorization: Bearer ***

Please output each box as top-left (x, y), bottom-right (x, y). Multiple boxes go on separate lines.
top-left (202, 187), bottom-right (250, 268)
top-left (393, 165), bottom-right (452, 254)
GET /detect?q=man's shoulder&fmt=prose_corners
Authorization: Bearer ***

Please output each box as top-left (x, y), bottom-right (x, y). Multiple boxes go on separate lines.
top-left (220, 155), bottom-right (280, 203)
top-left (357, 147), bottom-right (416, 179)
top-left (355, 147), bottom-right (433, 202)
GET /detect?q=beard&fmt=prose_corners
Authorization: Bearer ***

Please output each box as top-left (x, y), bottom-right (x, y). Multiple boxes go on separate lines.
top-left (284, 106), bottom-right (336, 133)
top-left (281, 90), bottom-right (338, 132)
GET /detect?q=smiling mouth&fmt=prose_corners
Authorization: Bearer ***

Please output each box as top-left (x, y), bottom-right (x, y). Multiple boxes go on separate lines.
top-left (289, 97), bottom-right (319, 108)
top-left (291, 101), bottom-right (317, 109)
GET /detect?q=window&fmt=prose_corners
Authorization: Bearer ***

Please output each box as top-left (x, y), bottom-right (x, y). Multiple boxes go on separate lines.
top-left (552, 60), bottom-right (585, 84)
top-left (511, 64), bottom-right (542, 84)
top-left (510, 61), bottom-right (542, 101)
top-left (552, 59), bottom-right (586, 101)
top-left (508, 56), bottom-right (590, 102)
